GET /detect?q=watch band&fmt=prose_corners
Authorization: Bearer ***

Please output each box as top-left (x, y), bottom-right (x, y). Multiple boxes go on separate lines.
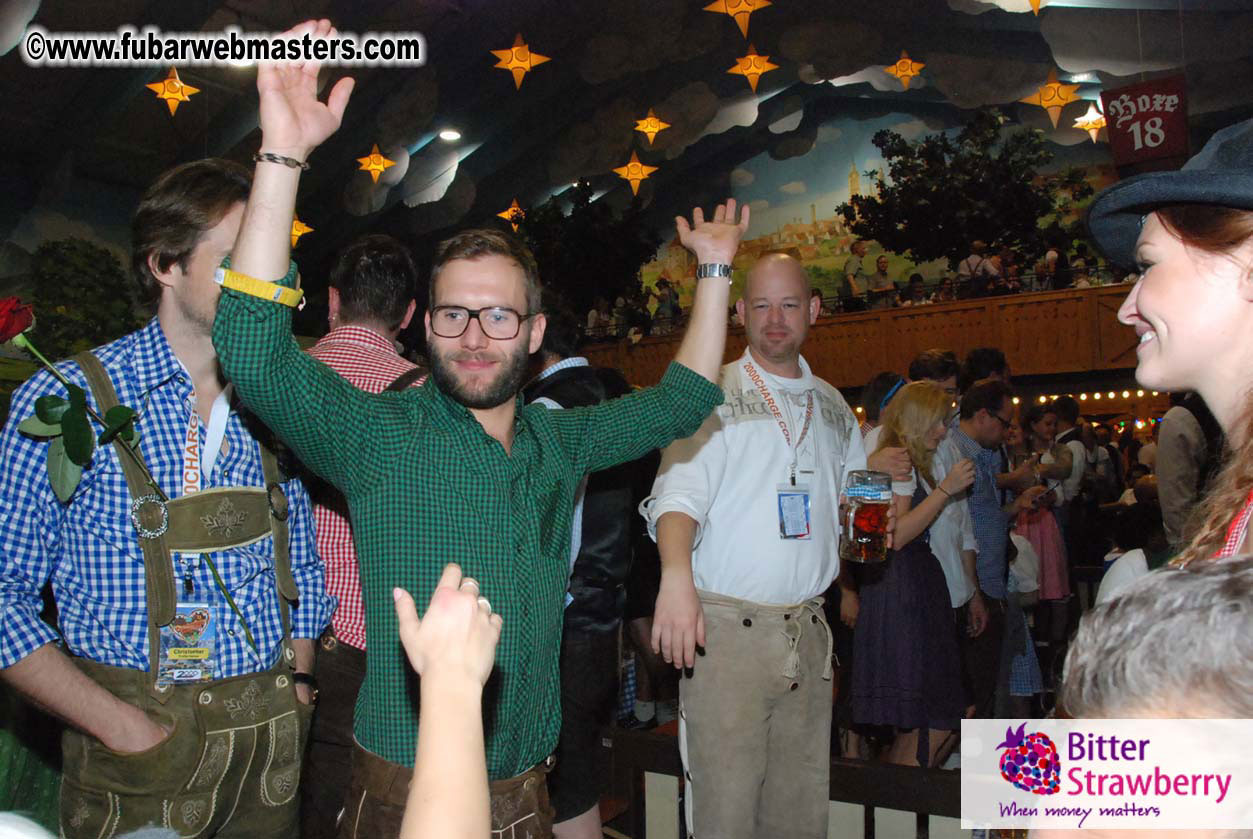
top-left (696, 262), bottom-right (732, 280)
top-left (292, 671), bottom-right (319, 702)
top-left (214, 267), bottom-right (304, 309)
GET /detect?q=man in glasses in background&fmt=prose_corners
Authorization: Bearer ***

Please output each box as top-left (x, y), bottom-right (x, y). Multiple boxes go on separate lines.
top-left (209, 34), bottom-right (748, 833)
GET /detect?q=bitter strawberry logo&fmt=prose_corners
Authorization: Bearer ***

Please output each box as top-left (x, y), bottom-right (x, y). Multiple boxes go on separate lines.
top-left (997, 722), bottom-right (1061, 795)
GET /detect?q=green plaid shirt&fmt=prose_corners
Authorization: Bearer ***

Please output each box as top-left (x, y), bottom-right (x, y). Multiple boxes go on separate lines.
top-left (213, 274), bottom-right (722, 777)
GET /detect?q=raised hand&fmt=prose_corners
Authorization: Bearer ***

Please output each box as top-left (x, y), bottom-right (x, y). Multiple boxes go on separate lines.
top-left (393, 564), bottom-right (502, 688)
top-left (675, 199), bottom-right (751, 266)
top-left (257, 19), bottom-right (355, 161)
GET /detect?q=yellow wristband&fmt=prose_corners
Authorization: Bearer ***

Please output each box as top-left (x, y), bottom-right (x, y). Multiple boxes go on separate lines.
top-left (214, 267), bottom-right (304, 309)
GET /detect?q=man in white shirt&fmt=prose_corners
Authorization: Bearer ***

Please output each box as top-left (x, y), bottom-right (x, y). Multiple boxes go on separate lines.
top-left (642, 253), bottom-right (867, 839)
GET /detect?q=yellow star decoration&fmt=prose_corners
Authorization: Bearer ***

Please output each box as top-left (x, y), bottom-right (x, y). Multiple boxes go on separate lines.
top-left (491, 34), bottom-right (550, 90)
top-left (884, 51), bottom-right (925, 91)
top-left (290, 217), bottom-right (313, 248)
top-left (497, 199), bottom-right (526, 232)
top-left (727, 44), bottom-right (778, 93)
top-left (1020, 68), bottom-right (1081, 129)
top-left (146, 67), bottom-right (199, 116)
top-left (1030, 0), bottom-right (1042, 14)
top-left (613, 151), bottom-right (658, 196)
top-left (356, 144), bottom-right (396, 184)
top-left (703, 0), bottom-right (771, 39)
top-left (635, 109), bottom-right (671, 145)
top-left (1073, 102), bottom-right (1107, 143)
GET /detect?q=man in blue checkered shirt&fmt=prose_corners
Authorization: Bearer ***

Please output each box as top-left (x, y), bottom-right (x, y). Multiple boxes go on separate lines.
top-left (0, 155), bottom-right (331, 837)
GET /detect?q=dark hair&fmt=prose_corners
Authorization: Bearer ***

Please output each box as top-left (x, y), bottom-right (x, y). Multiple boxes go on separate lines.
top-left (1020, 401), bottom-right (1057, 432)
top-left (1156, 204), bottom-right (1253, 257)
top-left (907, 273), bottom-right (924, 287)
top-left (539, 303), bottom-right (580, 359)
top-left (959, 378), bottom-right (1013, 421)
top-left (1113, 502), bottom-right (1162, 551)
top-left (959, 347), bottom-right (1008, 392)
top-left (329, 234), bottom-right (416, 330)
top-left (908, 348), bottom-right (959, 384)
top-left (1053, 395), bottom-right (1080, 424)
top-left (862, 371), bottom-right (906, 422)
top-left (431, 228), bottom-right (542, 313)
top-left (131, 158), bottom-right (252, 304)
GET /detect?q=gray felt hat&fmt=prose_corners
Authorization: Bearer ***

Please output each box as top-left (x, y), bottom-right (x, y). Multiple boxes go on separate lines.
top-left (1087, 118), bottom-right (1253, 268)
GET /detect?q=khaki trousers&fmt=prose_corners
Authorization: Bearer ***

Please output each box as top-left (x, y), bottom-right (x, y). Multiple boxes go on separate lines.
top-left (679, 590), bottom-right (834, 839)
top-left (60, 659), bottom-right (311, 839)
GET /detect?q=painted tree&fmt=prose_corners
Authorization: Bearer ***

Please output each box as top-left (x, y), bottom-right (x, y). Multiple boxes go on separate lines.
top-left (520, 182), bottom-right (660, 316)
top-left (836, 110), bottom-right (1093, 267)
top-left (26, 238), bottom-right (144, 360)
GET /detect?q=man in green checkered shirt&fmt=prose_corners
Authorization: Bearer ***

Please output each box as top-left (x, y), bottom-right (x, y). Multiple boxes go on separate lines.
top-left (211, 35), bottom-right (749, 836)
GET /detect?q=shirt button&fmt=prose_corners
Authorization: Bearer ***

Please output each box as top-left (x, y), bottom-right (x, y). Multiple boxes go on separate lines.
top-left (742, 618), bottom-right (752, 628)
top-left (790, 683), bottom-right (799, 691)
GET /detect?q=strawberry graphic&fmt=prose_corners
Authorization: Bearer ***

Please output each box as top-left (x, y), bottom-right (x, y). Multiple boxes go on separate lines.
top-left (996, 722), bottom-right (1061, 795)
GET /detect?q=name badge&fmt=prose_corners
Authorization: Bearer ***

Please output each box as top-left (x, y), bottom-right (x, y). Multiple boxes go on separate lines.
top-left (777, 483), bottom-right (812, 540)
top-left (156, 600), bottom-right (218, 687)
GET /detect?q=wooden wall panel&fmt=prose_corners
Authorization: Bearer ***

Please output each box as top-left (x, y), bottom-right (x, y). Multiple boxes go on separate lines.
top-left (582, 286), bottom-right (1142, 388)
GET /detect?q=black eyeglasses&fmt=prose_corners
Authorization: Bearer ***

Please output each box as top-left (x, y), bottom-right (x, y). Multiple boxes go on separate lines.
top-left (430, 306), bottom-right (535, 340)
top-left (990, 411), bottom-right (1014, 430)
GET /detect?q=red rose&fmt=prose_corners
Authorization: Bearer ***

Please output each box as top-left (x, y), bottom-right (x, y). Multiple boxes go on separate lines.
top-left (0, 297), bottom-right (35, 344)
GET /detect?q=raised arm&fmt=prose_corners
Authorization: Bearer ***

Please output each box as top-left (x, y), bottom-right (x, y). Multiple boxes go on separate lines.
top-left (212, 22), bottom-right (399, 495)
top-left (671, 200), bottom-right (750, 383)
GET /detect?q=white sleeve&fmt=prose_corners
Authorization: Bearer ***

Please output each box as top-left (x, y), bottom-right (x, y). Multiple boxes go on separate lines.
top-left (893, 467), bottom-right (918, 498)
top-left (640, 407), bottom-right (729, 548)
top-left (843, 417), bottom-right (868, 481)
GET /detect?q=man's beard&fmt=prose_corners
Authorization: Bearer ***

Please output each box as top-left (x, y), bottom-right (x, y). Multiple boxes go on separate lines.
top-left (429, 341), bottom-right (531, 410)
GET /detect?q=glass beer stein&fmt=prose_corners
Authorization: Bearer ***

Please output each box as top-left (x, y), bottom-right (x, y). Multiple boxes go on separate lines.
top-left (840, 470), bottom-right (892, 563)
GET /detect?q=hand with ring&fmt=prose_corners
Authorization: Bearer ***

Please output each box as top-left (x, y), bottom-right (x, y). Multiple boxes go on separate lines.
top-left (393, 564), bottom-right (503, 688)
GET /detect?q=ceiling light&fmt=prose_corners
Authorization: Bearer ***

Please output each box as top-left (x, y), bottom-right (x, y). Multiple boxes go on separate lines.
top-left (438, 129), bottom-right (461, 141)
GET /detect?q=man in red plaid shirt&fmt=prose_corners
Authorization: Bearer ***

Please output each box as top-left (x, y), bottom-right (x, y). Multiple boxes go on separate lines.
top-left (299, 233), bottom-right (425, 838)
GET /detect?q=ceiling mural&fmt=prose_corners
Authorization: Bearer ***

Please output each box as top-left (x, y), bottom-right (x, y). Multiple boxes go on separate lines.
top-left (0, 0), bottom-right (1250, 296)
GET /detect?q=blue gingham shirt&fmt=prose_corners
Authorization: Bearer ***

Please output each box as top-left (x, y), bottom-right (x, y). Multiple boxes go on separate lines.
top-left (945, 426), bottom-right (1009, 600)
top-left (0, 318), bottom-right (331, 675)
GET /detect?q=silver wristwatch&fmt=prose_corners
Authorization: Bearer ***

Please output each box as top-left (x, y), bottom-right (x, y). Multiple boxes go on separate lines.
top-left (696, 262), bottom-right (732, 280)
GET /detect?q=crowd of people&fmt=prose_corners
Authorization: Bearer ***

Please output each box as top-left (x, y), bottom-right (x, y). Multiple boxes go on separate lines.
top-left (2, 19), bottom-right (1252, 839)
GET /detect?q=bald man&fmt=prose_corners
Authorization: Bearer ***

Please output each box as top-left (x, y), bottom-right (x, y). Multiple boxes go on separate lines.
top-left (642, 254), bottom-right (867, 839)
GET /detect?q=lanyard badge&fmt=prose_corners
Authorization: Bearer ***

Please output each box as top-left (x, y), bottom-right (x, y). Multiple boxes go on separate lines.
top-left (745, 360), bottom-right (816, 538)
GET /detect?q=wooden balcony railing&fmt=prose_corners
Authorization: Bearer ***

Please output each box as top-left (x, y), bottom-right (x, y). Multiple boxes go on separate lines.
top-left (583, 285), bottom-right (1139, 389)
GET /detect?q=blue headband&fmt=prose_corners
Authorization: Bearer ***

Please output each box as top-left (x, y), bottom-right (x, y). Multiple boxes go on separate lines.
top-left (879, 378), bottom-right (906, 414)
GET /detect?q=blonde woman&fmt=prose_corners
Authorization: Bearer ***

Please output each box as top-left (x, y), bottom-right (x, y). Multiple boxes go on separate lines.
top-left (851, 382), bottom-right (974, 766)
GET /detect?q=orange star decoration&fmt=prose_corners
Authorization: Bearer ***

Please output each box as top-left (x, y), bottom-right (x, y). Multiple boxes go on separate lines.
top-left (635, 109), bottom-right (671, 145)
top-left (1030, 0), bottom-right (1042, 14)
top-left (884, 51), bottom-right (925, 91)
top-left (356, 144), bottom-right (396, 184)
top-left (146, 67), bottom-right (199, 116)
top-left (703, 0), bottom-right (771, 39)
top-left (290, 217), bottom-right (313, 248)
top-left (613, 151), bottom-right (658, 196)
top-left (491, 34), bottom-right (550, 90)
top-left (1073, 102), bottom-right (1107, 143)
top-left (1020, 68), bottom-right (1081, 128)
top-left (727, 45), bottom-right (778, 93)
top-left (497, 199), bottom-right (526, 232)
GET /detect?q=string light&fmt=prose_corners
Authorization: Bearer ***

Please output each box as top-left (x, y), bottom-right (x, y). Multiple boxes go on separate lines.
top-left (1107, 392), bottom-right (1115, 399)
top-left (1151, 391), bottom-right (1159, 396)
top-left (1122, 390), bottom-right (1130, 398)
top-left (855, 406), bottom-right (864, 413)
top-left (1038, 396), bottom-right (1048, 404)
top-left (1137, 390), bottom-right (1145, 397)
top-left (1093, 393), bottom-right (1101, 400)
top-left (1012, 397), bottom-right (1020, 405)
top-left (1079, 393), bottom-right (1087, 400)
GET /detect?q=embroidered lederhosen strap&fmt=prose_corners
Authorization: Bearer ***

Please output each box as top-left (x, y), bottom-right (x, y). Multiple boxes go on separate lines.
top-left (74, 352), bottom-right (298, 699)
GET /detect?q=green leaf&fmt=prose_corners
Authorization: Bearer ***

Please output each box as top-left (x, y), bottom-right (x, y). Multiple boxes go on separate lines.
top-left (61, 404), bottom-right (95, 466)
top-left (98, 405), bottom-right (136, 445)
top-left (47, 437), bottom-right (84, 503)
top-left (17, 414), bottom-right (63, 438)
top-left (34, 395), bottom-right (70, 424)
top-left (66, 383), bottom-right (87, 408)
